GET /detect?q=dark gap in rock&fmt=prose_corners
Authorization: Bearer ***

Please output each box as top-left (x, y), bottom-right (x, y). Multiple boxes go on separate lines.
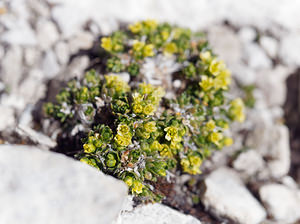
top-left (284, 68), bottom-right (300, 184)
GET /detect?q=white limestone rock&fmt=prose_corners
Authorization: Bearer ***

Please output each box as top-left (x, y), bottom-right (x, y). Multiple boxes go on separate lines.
top-left (54, 41), bottom-right (70, 65)
top-left (0, 105), bottom-right (15, 132)
top-left (242, 43), bottom-right (272, 70)
top-left (279, 31), bottom-right (300, 67)
top-left (259, 184), bottom-right (300, 223)
top-left (207, 26), bottom-right (242, 67)
top-left (36, 19), bottom-right (59, 51)
top-left (68, 31), bottom-right (94, 54)
top-left (200, 167), bottom-right (266, 224)
top-left (260, 36), bottom-right (278, 58)
top-left (114, 203), bottom-right (201, 224)
top-left (0, 145), bottom-right (128, 224)
top-left (233, 150), bottom-right (265, 177)
top-left (42, 50), bottom-right (60, 78)
top-left (1, 45), bottom-right (23, 91)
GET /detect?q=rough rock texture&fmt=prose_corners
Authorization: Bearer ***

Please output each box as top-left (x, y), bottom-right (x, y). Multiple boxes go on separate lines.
top-left (259, 184), bottom-right (300, 223)
top-left (114, 203), bottom-right (201, 224)
top-left (200, 167), bottom-right (266, 224)
top-left (0, 145), bottom-right (128, 224)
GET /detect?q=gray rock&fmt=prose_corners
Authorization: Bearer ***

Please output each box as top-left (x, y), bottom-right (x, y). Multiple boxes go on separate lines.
top-left (42, 50), bottom-right (60, 78)
top-left (266, 125), bottom-right (290, 179)
top-left (231, 64), bottom-right (256, 86)
top-left (54, 41), bottom-right (70, 65)
top-left (27, 0), bottom-right (50, 17)
top-left (259, 184), bottom-right (300, 223)
top-left (114, 203), bottom-right (201, 224)
top-left (242, 43), bottom-right (272, 69)
top-left (0, 145), bottom-right (128, 224)
top-left (68, 31), bottom-right (94, 54)
top-left (0, 105), bottom-right (15, 132)
top-left (279, 31), bottom-right (300, 67)
top-left (52, 5), bottom-right (86, 38)
top-left (16, 125), bottom-right (57, 149)
top-left (238, 27), bottom-right (257, 43)
top-left (36, 20), bottom-right (59, 51)
top-left (260, 36), bottom-right (278, 58)
top-left (65, 56), bottom-right (89, 79)
top-left (255, 66), bottom-right (290, 106)
top-left (233, 150), bottom-right (265, 177)
top-left (1, 45), bottom-right (23, 91)
top-left (24, 47), bottom-right (40, 67)
top-left (200, 167), bottom-right (266, 224)
top-left (1, 20), bottom-right (36, 46)
top-left (207, 26), bottom-right (242, 67)
top-left (18, 69), bottom-right (46, 104)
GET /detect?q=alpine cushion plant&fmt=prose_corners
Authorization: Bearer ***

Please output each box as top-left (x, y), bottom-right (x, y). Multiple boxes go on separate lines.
top-left (44, 20), bottom-right (245, 202)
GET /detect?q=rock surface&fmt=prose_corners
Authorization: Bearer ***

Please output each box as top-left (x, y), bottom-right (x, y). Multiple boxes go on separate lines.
top-left (259, 184), bottom-right (300, 223)
top-left (0, 145), bottom-right (128, 224)
top-left (200, 167), bottom-right (266, 224)
top-left (114, 203), bottom-right (201, 224)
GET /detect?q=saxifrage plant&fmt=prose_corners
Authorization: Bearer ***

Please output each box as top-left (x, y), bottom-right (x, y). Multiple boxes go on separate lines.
top-left (44, 20), bottom-right (245, 201)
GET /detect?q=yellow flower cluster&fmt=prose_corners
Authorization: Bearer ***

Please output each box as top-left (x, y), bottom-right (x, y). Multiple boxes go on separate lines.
top-left (132, 83), bottom-right (165, 116)
top-left (209, 132), bottom-right (223, 146)
top-left (104, 75), bottom-right (130, 95)
top-left (163, 42), bottom-right (178, 56)
top-left (181, 155), bottom-right (202, 175)
top-left (114, 123), bottom-right (132, 147)
top-left (128, 19), bottom-right (158, 34)
top-left (199, 51), bottom-right (231, 92)
top-left (229, 98), bottom-right (246, 122)
top-left (132, 40), bottom-right (155, 58)
top-left (164, 126), bottom-right (185, 150)
top-left (124, 176), bottom-right (144, 194)
top-left (101, 37), bottom-right (123, 52)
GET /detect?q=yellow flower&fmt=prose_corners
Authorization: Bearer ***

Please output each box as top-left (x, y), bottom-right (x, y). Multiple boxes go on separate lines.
top-left (180, 155), bottom-right (202, 175)
top-left (224, 137), bottom-right (233, 146)
top-left (143, 19), bottom-right (158, 30)
top-left (133, 40), bottom-right (145, 52)
top-left (117, 123), bottom-right (130, 136)
top-left (209, 132), bottom-right (223, 145)
top-left (114, 134), bottom-right (132, 147)
top-left (164, 126), bottom-right (181, 143)
top-left (143, 44), bottom-right (155, 57)
top-left (206, 120), bottom-right (215, 131)
top-left (163, 42), bottom-right (178, 56)
top-left (132, 92), bottom-right (143, 102)
top-left (209, 59), bottom-right (225, 76)
top-left (161, 30), bottom-right (170, 41)
top-left (83, 143), bottom-right (96, 153)
top-left (133, 103), bottom-right (143, 114)
top-left (150, 140), bottom-right (162, 151)
top-left (132, 180), bottom-right (144, 194)
top-left (199, 75), bottom-right (214, 91)
top-left (144, 121), bottom-right (157, 133)
top-left (101, 37), bottom-right (112, 51)
top-left (124, 176), bottom-right (133, 186)
top-left (129, 22), bottom-right (142, 33)
top-left (139, 83), bottom-right (154, 95)
top-left (160, 144), bottom-right (172, 158)
top-left (230, 98), bottom-right (246, 122)
top-left (214, 69), bottom-right (231, 90)
top-left (199, 51), bottom-right (212, 63)
top-left (143, 104), bottom-right (155, 115)
top-left (153, 86), bottom-right (165, 98)
top-left (104, 75), bottom-right (130, 94)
